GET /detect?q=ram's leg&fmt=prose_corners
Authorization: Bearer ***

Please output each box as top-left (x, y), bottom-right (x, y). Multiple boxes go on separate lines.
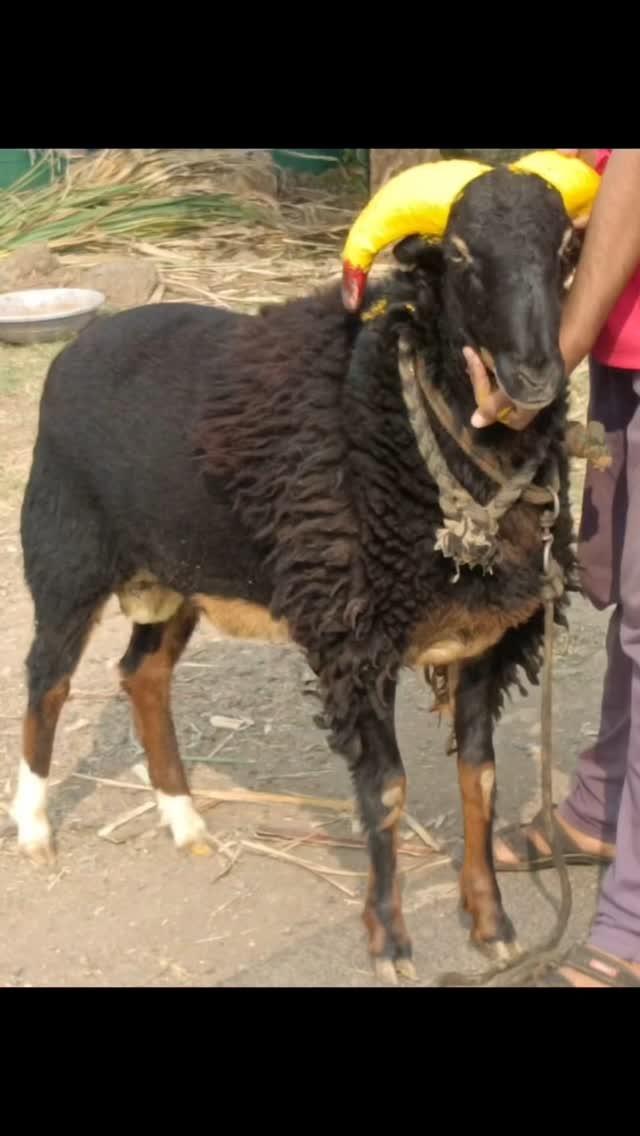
top-left (11, 593), bottom-right (107, 866)
top-left (455, 656), bottom-right (521, 962)
top-left (119, 602), bottom-right (209, 852)
top-left (352, 681), bottom-right (416, 985)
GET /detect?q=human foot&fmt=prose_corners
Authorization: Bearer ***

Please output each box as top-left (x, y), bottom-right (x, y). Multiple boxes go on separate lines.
top-left (493, 806), bottom-right (615, 872)
top-left (536, 943), bottom-right (640, 987)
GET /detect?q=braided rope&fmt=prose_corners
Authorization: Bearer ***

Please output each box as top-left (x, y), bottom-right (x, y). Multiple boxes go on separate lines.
top-left (397, 332), bottom-right (550, 576)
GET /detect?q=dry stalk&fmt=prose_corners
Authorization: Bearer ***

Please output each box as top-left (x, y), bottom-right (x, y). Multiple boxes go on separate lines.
top-left (241, 839), bottom-right (357, 898)
top-left (70, 771), bottom-right (353, 812)
top-left (403, 811), bottom-right (443, 853)
top-left (255, 826), bottom-right (432, 858)
top-left (97, 801), bottom-right (157, 840)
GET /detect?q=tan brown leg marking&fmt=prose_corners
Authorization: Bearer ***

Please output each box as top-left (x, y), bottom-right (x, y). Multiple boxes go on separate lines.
top-left (120, 603), bottom-right (197, 798)
top-left (23, 678), bottom-right (71, 778)
top-left (11, 679), bottom-right (71, 865)
top-left (458, 762), bottom-right (499, 931)
top-left (119, 604), bottom-right (212, 852)
top-left (457, 761), bottom-right (517, 959)
top-left (454, 657), bottom-right (520, 962)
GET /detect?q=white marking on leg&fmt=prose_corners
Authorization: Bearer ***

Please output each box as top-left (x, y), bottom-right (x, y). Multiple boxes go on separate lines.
top-left (493, 939), bottom-right (523, 963)
top-left (382, 783), bottom-right (404, 809)
top-left (350, 795), bottom-right (363, 836)
top-left (10, 758), bottom-right (54, 864)
top-left (156, 791), bottom-right (208, 849)
top-left (479, 767), bottom-right (495, 821)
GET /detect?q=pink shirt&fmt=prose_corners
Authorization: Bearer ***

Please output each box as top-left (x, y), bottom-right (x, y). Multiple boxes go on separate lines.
top-left (591, 148), bottom-right (640, 370)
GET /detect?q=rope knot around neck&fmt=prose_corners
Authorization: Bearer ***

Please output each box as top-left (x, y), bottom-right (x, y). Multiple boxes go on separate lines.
top-left (397, 330), bottom-right (557, 578)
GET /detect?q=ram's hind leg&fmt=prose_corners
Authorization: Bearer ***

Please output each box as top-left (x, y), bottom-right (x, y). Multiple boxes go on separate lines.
top-left (352, 680), bottom-right (416, 985)
top-left (455, 655), bottom-right (521, 962)
top-left (11, 600), bottom-right (105, 865)
top-left (119, 602), bottom-right (209, 852)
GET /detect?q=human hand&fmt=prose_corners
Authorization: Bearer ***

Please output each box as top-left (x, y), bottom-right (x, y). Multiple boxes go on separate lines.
top-left (556, 148), bottom-right (599, 169)
top-left (463, 347), bottom-right (541, 431)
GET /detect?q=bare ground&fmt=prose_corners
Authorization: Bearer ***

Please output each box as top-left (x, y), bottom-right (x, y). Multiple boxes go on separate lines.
top-left (0, 339), bottom-right (609, 988)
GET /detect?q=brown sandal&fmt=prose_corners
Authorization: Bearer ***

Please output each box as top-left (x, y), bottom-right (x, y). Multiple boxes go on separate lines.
top-left (536, 944), bottom-right (640, 987)
top-left (493, 807), bottom-right (615, 873)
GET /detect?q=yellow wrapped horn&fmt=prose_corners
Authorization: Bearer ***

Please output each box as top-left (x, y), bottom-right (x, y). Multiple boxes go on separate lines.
top-left (342, 151), bottom-right (601, 311)
top-left (342, 159), bottom-right (490, 311)
top-left (509, 150), bottom-right (601, 220)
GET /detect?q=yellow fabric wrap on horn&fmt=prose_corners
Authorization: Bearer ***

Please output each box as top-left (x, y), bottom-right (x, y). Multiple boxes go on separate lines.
top-left (342, 150), bottom-right (601, 311)
top-left (342, 159), bottom-right (490, 310)
top-left (509, 150), bottom-right (601, 222)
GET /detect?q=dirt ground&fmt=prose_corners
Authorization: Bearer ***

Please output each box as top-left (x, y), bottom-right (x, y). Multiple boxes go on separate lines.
top-left (0, 335), bottom-right (610, 988)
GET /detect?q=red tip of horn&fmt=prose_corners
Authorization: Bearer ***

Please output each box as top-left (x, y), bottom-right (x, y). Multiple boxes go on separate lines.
top-left (342, 263), bottom-right (368, 312)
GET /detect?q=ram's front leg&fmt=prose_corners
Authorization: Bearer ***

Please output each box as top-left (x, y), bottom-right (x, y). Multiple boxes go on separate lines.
top-left (455, 655), bottom-right (521, 963)
top-left (351, 681), bottom-right (416, 985)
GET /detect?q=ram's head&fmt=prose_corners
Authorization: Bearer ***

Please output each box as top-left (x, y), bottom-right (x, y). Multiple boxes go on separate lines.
top-left (343, 151), bottom-right (600, 409)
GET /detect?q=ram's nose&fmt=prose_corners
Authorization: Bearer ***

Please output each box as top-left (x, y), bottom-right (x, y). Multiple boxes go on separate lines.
top-left (494, 354), bottom-right (566, 409)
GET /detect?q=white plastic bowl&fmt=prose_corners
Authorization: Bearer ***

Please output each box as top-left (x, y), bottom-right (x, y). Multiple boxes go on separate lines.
top-left (0, 287), bottom-right (105, 344)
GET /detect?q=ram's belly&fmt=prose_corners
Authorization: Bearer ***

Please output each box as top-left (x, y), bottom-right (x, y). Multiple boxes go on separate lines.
top-left (117, 573), bottom-right (542, 669)
top-left (192, 594), bottom-right (291, 643)
top-left (117, 572), bottom-right (291, 644)
top-left (405, 597), bottom-right (542, 668)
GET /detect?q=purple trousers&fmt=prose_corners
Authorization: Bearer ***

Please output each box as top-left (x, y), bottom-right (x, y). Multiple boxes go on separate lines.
top-left (557, 359), bottom-right (640, 962)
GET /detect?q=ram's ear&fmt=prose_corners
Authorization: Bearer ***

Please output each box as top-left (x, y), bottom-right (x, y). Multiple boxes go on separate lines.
top-left (559, 223), bottom-right (584, 291)
top-left (393, 235), bottom-right (446, 275)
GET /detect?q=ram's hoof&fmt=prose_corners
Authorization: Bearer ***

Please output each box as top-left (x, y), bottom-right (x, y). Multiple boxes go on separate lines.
top-left (373, 956), bottom-right (419, 985)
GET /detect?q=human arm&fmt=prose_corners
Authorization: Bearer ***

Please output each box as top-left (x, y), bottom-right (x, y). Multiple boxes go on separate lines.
top-left (560, 148), bottom-right (640, 372)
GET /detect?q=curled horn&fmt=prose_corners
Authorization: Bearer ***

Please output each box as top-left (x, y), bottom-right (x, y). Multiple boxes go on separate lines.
top-left (341, 159), bottom-right (490, 311)
top-left (342, 151), bottom-right (601, 313)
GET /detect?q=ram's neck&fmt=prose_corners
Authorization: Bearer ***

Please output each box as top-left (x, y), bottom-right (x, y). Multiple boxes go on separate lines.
top-left (410, 309), bottom-right (568, 504)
